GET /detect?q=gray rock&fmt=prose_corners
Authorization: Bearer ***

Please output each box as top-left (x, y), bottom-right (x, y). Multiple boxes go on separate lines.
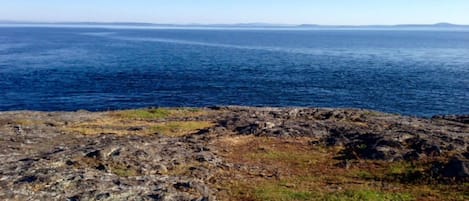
top-left (0, 107), bottom-right (468, 200)
top-left (443, 156), bottom-right (469, 179)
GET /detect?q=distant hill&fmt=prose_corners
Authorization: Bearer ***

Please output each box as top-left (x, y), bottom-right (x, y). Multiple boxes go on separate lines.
top-left (298, 23), bottom-right (469, 29)
top-left (393, 22), bottom-right (467, 28)
top-left (1, 21), bottom-right (468, 29)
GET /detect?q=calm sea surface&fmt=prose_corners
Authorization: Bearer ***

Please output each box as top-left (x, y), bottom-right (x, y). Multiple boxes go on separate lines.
top-left (0, 27), bottom-right (468, 116)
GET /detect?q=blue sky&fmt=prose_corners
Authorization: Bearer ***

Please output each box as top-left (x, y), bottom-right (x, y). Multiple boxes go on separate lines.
top-left (1, 0), bottom-right (468, 25)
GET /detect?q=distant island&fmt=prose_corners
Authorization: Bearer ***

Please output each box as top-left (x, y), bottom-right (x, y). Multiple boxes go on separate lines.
top-left (1, 21), bottom-right (469, 29)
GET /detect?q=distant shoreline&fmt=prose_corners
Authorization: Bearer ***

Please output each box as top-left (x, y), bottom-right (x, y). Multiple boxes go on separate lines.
top-left (1, 22), bottom-right (469, 31)
top-left (1, 107), bottom-right (467, 119)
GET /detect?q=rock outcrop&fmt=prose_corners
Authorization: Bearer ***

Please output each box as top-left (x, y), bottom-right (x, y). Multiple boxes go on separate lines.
top-left (0, 107), bottom-right (467, 200)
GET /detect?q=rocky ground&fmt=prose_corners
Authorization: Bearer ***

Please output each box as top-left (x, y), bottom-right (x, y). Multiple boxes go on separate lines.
top-left (0, 107), bottom-right (467, 201)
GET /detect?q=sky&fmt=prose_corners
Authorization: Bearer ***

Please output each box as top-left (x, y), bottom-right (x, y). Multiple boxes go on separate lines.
top-left (1, 0), bottom-right (469, 25)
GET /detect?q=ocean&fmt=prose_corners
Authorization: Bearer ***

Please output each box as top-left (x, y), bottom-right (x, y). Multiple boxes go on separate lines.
top-left (0, 26), bottom-right (468, 116)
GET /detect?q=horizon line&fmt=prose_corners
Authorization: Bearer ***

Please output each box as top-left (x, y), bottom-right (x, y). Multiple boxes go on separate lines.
top-left (0, 20), bottom-right (468, 27)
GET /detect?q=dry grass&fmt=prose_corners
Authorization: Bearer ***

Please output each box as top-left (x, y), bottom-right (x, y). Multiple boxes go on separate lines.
top-left (72, 156), bottom-right (140, 177)
top-left (63, 108), bottom-right (214, 137)
top-left (65, 117), bottom-right (151, 136)
top-left (110, 164), bottom-right (139, 177)
top-left (151, 121), bottom-right (214, 137)
top-left (111, 108), bottom-right (206, 120)
top-left (213, 136), bottom-right (468, 201)
top-left (13, 119), bottom-right (43, 126)
top-left (66, 119), bottom-right (213, 137)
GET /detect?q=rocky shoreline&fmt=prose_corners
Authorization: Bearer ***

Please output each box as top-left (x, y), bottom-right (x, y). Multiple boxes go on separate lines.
top-left (0, 107), bottom-right (467, 201)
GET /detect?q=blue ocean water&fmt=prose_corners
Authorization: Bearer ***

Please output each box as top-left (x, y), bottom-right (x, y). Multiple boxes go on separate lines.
top-left (0, 27), bottom-right (468, 116)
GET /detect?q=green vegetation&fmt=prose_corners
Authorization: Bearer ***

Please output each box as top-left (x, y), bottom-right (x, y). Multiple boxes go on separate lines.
top-left (383, 162), bottom-right (427, 183)
top-left (13, 119), bottom-right (43, 126)
top-left (233, 181), bottom-right (415, 201)
top-left (355, 170), bottom-right (375, 180)
top-left (254, 184), bottom-right (314, 201)
top-left (117, 108), bottom-right (172, 119)
top-left (151, 121), bottom-right (214, 137)
top-left (357, 144), bottom-right (368, 150)
top-left (215, 136), bottom-right (466, 201)
top-left (322, 190), bottom-right (414, 201)
top-left (114, 108), bottom-right (205, 120)
top-left (64, 108), bottom-right (212, 136)
top-left (110, 166), bottom-right (139, 177)
top-left (386, 162), bottom-right (417, 175)
top-left (247, 149), bottom-right (322, 167)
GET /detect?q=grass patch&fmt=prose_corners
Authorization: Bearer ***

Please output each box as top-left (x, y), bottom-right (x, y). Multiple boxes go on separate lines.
top-left (229, 181), bottom-right (415, 201)
top-left (247, 149), bottom-right (321, 168)
top-left (254, 184), bottom-right (314, 201)
top-left (63, 108), bottom-right (213, 137)
top-left (115, 108), bottom-right (171, 119)
top-left (214, 137), bottom-right (467, 201)
top-left (110, 166), bottom-right (139, 177)
top-left (64, 117), bottom-right (150, 135)
top-left (355, 170), bottom-right (375, 180)
top-left (386, 162), bottom-right (416, 175)
top-left (113, 108), bottom-right (205, 120)
top-left (151, 121), bottom-right (214, 137)
top-left (323, 190), bottom-right (415, 201)
top-left (13, 119), bottom-right (43, 126)
top-left (383, 162), bottom-right (427, 183)
top-left (66, 120), bottom-right (213, 137)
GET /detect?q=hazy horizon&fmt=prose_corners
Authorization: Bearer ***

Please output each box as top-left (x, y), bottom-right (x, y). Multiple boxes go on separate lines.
top-left (0, 20), bottom-right (468, 27)
top-left (1, 0), bottom-right (469, 25)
